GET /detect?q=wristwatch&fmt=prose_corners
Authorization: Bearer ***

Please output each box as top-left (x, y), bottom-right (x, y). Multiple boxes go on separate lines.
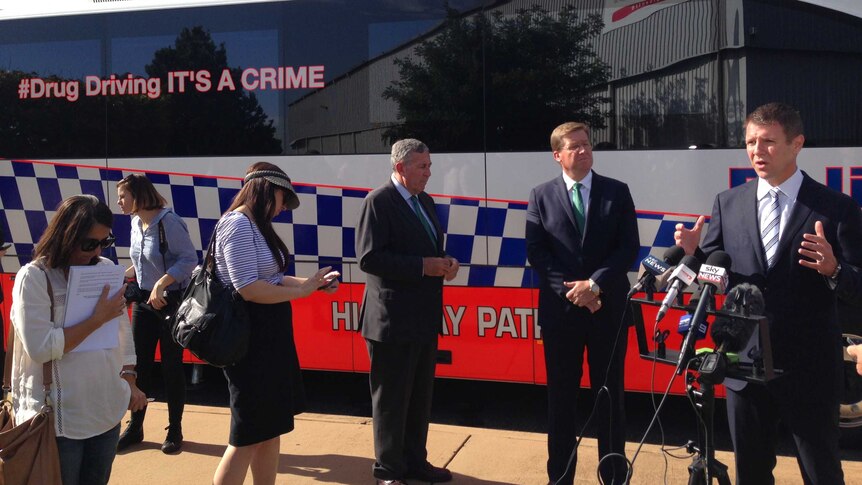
top-left (120, 369), bottom-right (138, 378)
top-left (588, 279), bottom-right (601, 296)
top-left (830, 263), bottom-right (842, 282)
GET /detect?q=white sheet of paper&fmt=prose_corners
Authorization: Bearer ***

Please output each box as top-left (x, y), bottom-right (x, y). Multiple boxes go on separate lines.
top-left (64, 264), bottom-right (125, 352)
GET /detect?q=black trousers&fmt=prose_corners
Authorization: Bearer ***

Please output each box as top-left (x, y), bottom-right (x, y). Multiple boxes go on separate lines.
top-left (726, 382), bottom-right (844, 485)
top-left (365, 338), bottom-right (438, 481)
top-left (542, 320), bottom-right (628, 485)
top-left (130, 301), bottom-right (186, 427)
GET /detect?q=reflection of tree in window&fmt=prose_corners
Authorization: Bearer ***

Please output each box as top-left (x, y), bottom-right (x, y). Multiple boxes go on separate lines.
top-left (620, 76), bottom-right (718, 149)
top-left (111, 26), bottom-right (281, 157)
top-left (382, 5), bottom-right (610, 152)
top-left (0, 70), bottom-right (106, 158)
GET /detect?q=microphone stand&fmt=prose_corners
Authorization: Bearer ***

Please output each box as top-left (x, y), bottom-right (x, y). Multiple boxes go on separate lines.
top-left (643, 273), bottom-right (657, 301)
top-left (684, 357), bottom-right (731, 485)
top-left (629, 298), bottom-right (773, 485)
top-left (676, 289), bottom-right (730, 484)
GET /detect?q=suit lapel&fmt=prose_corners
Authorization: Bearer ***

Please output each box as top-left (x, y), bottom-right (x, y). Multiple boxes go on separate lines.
top-left (584, 172), bottom-right (604, 241)
top-left (773, 175), bottom-right (814, 269)
top-left (386, 181), bottom-right (442, 254)
top-left (740, 181), bottom-right (768, 272)
top-left (385, 181), bottom-right (436, 252)
top-left (553, 176), bottom-right (582, 241)
top-left (417, 192), bottom-right (443, 252)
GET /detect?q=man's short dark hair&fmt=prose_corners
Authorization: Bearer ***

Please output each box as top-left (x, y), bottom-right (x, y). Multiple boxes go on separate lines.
top-left (745, 102), bottom-right (804, 140)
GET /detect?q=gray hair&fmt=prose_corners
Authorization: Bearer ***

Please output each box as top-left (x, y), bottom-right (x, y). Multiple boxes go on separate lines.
top-left (390, 139), bottom-right (428, 170)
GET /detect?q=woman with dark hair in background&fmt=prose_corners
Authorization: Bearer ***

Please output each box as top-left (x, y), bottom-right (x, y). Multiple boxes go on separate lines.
top-left (116, 174), bottom-right (197, 454)
top-left (212, 162), bottom-right (339, 485)
top-left (10, 194), bottom-right (148, 485)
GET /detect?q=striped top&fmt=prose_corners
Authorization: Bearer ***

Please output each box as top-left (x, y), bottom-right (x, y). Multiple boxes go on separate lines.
top-left (213, 211), bottom-right (286, 290)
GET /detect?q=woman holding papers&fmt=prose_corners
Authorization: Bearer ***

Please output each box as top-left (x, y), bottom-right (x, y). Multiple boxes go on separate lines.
top-left (9, 194), bottom-right (147, 485)
top-left (211, 162), bottom-right (339, 485)
top-left (115, 174), bottom-right (197, 454)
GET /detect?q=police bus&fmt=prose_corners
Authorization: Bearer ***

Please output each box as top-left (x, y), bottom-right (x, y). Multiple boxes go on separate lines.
top-left (1, 0), bottom-right (861, 432)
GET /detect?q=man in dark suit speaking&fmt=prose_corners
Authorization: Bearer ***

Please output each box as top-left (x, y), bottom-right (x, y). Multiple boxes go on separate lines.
top-left (526, 122), bottom-right (639, 484)
top-left (675, 102), bottom-right (862, 484)
top-left (356, 139), bottom-right (459, 485)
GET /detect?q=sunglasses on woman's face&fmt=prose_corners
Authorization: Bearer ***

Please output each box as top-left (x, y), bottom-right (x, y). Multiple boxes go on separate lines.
top-left (80, 234), bottom-right (116, 252)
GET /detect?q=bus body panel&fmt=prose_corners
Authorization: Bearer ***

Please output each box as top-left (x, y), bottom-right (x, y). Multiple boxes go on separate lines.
top-left (2, 0), bottom-right (862, 399)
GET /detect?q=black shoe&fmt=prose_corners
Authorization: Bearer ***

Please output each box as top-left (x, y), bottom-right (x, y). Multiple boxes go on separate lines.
top-left (405, 462), bottom-right (452, 483)
top-left (161, 425), bottom-right (183, 454)
top-left (117, 421), bottom-right (143, 451)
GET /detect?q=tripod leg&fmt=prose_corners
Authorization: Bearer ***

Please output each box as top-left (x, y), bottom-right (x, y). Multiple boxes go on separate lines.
top-left (687, 459), bottom-right (707, 485)
top-left (716, 467), bottom-right (732, 485)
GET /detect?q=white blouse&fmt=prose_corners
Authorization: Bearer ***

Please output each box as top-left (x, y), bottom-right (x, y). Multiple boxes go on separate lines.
top-left (10, 257), bottom-right (136, 439)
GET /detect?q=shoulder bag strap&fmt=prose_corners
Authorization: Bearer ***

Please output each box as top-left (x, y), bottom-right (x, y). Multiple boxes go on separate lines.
top-left (205, 219), bottom-right (221, 273)
top-left (31, 263), bottom-right (54, 394)
top-left (158, 219), bottom-right (169, 278)
top-left (4, 263), bottom-right (54, 399)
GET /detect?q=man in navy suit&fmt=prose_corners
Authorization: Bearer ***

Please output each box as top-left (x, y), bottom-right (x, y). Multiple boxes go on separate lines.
top-left (356, 139), bottom-right (459, 485)
top-left (526, 122), bottom-right (639, 484)
top-left (675, 102), bottom-right (862, 484)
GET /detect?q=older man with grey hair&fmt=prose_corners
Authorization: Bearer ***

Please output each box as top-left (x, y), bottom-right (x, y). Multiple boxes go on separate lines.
top-left (356, 139), bottom-right (459, 485)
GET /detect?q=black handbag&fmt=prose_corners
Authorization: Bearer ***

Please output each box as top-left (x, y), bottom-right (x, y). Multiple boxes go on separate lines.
top-left (171, 223), bottom-right (249, 367)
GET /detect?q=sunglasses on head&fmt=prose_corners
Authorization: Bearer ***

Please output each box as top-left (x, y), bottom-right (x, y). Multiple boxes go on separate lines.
top-left (80, 234), bottom-right (115, 252)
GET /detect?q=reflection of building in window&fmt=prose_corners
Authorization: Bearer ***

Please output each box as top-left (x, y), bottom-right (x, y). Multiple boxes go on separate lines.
top-left (288, 0), bottom-right (862, 153)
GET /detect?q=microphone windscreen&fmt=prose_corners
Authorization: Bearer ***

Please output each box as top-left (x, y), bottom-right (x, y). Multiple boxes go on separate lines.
top-left (679, 254), bottom-right (701, 274)
top-left (705, 250), bottom-right (732, 270)
top-left (711, 283), bottom-right (763, 352)
top-left (662, 246), bottom-right (686, 265)
top-left (740, 283), bottom-right (765, 316)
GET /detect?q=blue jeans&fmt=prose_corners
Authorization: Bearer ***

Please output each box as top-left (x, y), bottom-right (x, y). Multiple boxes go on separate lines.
top-left (56, 424), bottom-right (120, 485)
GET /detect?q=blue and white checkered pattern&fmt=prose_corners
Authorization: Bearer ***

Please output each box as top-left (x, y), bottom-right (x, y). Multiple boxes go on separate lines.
top-left (0, 160), bottom-right (703, 288)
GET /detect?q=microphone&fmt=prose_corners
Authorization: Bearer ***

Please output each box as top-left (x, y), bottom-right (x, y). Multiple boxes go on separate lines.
top-left (676, 250), bottom-right (732, 374)
top-left (711, 283), bottom-right (765, 353)
top-left (698, 283), bottom-right (764, 384)
top-left (677, 313), bottom-right (708, 342)
top-left (655, 255), bottom-right (701, 323)
top-left (627, 246), bottom-right (685, 298)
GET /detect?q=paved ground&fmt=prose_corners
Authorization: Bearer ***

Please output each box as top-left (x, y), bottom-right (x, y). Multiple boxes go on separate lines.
top-left (110, 402), bottom-right (862, 484)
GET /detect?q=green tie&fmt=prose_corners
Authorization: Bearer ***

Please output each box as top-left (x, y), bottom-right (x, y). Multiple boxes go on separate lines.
top-left (571, 182), bottom-right (585, 234)
top-left (410, 195), bottom-right (437, 248)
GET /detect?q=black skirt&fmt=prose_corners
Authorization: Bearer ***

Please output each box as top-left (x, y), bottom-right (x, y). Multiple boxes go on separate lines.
top-left (223, 300), bottom-right (306, 447)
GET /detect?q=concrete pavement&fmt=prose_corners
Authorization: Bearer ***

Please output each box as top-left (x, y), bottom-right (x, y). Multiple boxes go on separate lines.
top-left (110, 402), bottom-right (862, 484)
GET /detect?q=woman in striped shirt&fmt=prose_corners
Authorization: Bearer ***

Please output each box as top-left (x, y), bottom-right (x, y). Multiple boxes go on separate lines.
top-left (212, 162), bottom-right (339, 485)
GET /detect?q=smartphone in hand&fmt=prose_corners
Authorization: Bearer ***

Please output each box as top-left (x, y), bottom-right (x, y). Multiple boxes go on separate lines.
top-left (318, 271), bottom-right (340, 290)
